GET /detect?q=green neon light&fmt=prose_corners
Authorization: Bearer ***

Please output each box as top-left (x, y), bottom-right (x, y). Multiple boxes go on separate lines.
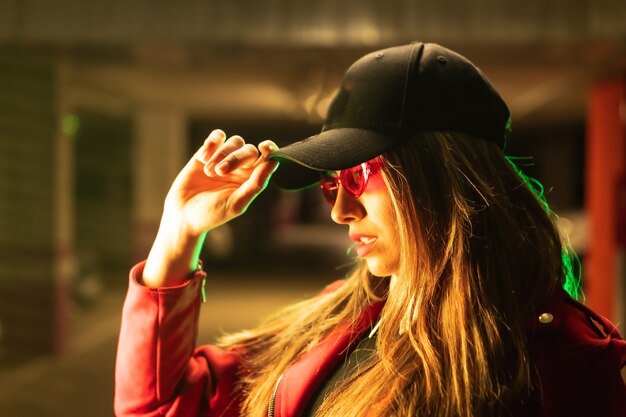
top-left (61, 114), bottom-right (80, 136)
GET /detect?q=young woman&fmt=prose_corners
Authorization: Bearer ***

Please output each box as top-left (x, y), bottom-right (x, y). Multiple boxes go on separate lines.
top-left (115, 43), bottom-right (626, 417)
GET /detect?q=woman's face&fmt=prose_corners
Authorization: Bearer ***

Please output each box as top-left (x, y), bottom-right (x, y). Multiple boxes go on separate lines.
top-left (328, 165), bottom-right (400, 277)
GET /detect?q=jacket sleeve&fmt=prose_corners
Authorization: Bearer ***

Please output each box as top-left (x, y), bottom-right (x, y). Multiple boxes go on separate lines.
top-left (114, 262), bottom-right (243, 417)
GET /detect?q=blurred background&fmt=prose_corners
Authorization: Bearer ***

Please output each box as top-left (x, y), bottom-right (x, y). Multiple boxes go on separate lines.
top-left (0, 0), bottom-right (625, 415)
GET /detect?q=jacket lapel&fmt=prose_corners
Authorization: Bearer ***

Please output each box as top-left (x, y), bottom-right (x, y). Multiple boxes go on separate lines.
top-left (273, 301), bottom-right (384, 417)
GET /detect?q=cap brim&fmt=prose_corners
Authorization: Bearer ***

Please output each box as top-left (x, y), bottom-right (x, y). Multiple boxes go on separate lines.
top-left (269, 127), bottom-right (403, 190)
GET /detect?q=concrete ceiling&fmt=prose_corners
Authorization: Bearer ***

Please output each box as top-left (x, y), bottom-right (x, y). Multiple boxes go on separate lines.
top-left (3, 1), bottom-right (623, 130)
top-left (2, 0), bottom-right (625, 45)
top-left (61, 41), bottom-right (626, 131)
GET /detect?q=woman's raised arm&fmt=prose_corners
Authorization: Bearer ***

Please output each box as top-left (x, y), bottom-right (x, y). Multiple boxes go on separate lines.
top-left (142, 129), bottom-right (278, 288)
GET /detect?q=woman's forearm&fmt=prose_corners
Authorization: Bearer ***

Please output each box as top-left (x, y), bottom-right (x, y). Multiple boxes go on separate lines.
top-left (142, 216), bottom-right (207, 288)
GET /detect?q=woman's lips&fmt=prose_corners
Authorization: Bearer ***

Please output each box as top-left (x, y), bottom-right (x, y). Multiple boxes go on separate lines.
top-left (350, 234), bottom-right (378, 257)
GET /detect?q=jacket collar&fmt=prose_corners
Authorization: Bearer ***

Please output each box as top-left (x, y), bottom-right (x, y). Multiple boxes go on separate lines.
top-left (272, 300), bottom-right (385, 417)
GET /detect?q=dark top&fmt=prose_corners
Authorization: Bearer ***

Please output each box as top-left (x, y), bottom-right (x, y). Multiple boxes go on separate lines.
top-left (302, 331), bottom-right (378, 416)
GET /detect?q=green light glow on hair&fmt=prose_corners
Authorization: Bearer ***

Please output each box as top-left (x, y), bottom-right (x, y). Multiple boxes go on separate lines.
top-left (505, 156), bottom-right (583, 301)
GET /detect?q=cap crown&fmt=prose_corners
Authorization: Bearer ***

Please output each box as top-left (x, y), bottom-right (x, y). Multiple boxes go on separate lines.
top-left (323, 42), bottom-right (510, 148)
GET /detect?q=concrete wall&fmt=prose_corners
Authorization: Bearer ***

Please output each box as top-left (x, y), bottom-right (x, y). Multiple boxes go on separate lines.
top-left (0, 47), bottom-right (66, 357)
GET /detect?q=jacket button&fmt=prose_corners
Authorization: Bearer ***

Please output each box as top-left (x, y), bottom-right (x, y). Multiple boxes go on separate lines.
top-left (538, 313), bottom-right (554, 324)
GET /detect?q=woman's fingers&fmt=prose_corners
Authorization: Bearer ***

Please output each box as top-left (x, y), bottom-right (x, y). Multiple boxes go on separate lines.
top-left (256, 140), bottom-right (278, 164)
top-left (229, 159), bottom-right (280, 215)
top-left (203, 135), bottom-right (245, 174)
top-left (175, 130), bottom-right (281, 226)
top-left (194, 129), bottom-right (226, 164)
top-left (192, 130), bottom-right (278, 187)
top-left (205, 137), bottom-right (277, 176)
top-left (217, 139), bottom-right (277, 174)
top-left (214, 143), bottom-right (260, 175)
top-left (229, 141), bottom-right (280, 214)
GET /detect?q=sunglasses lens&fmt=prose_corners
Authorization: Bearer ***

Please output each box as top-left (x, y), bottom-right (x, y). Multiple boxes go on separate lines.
top-left (341, 165), bottom-right (367, 196)
top-left (319, 161), bottom-right (379, 205)
top-left (319, 177), bottom-right (338, 204)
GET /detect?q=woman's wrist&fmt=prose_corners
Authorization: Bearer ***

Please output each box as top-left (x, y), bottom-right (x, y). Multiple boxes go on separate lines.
top-left (142, 215), bottom-right (208, 288)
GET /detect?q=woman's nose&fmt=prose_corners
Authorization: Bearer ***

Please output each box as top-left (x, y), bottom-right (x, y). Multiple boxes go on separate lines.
top-left (330, 187), bottom-right (365, 224)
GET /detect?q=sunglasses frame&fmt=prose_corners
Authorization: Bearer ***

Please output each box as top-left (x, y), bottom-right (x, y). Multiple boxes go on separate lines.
top-left (319, 159), bottom-right (383, 205)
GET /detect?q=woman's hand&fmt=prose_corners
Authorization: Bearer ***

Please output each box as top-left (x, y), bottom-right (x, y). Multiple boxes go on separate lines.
top-left (142, 129), bottom-right (279, 287)
top-left (166, 129), bottom-right (279, 236)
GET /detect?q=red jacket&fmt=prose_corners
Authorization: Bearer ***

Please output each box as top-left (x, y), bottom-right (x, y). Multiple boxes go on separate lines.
top-left (115, 262), bottom-right (626, 416)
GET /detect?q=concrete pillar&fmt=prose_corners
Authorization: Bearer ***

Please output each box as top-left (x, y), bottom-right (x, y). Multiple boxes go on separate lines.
top-left (52, 60), bottom-right (75, 354)
top-left (133, 108), bottom-right (187, 260)
top-left (586, 75), bottom-right (626, 323)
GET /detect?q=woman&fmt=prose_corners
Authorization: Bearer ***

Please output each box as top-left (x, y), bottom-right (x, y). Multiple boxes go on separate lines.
top-left (115, 43), bottom-right (626, 416)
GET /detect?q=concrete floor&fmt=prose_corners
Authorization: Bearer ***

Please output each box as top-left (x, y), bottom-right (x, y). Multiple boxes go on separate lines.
top-left (0, 242), bottom-right (351, 417)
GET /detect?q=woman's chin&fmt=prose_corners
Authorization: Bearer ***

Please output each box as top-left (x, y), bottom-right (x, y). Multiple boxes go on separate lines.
top-left (365, 258), bottom-right (397, 278)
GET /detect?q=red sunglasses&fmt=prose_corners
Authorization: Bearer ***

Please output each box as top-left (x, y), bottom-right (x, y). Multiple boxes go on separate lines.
top-left (319, 159), bottom-right (383, 205)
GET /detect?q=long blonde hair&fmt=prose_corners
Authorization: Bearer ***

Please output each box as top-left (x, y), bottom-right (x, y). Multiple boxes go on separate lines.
top-left (219, 131), bottom-right (570, 416)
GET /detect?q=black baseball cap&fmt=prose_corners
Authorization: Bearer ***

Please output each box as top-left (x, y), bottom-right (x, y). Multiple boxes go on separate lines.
top-left (269, 42), bottom-right (510, 190)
